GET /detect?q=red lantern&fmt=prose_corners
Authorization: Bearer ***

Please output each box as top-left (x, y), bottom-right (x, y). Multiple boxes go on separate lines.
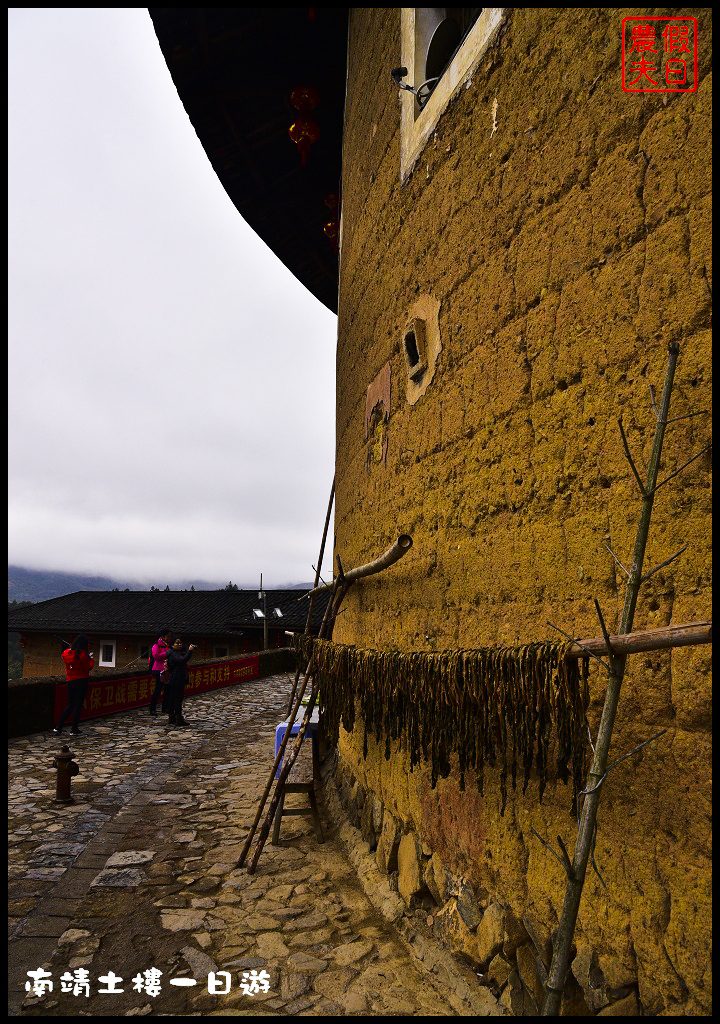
top-left (323, 192), bottom-right (340, 249)
top-left (289, 85), bottom-right (320, 113)
top-left (289, 116), bottom-right (320, 167)
top-left (288, 86), bottom-right (321, 167)
top-left (323, 219), bottom-right (339, 252)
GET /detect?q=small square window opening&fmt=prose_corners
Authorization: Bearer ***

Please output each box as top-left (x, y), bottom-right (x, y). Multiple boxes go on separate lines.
top-left (99, 641), bottom-right (116, 667)
top-left (404, 318), bottom-right (428, 382)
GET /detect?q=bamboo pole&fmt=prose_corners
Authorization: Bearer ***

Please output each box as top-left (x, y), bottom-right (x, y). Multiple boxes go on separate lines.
top-left (543, 341), bottom-right (694, 1015)
top-left (285, 477), bottom-right (335, 717)
top-left (303, 476), bottom-right (335, 633)
top-left (305, 534), bottom-right (413, 596)
top-left (284, 620), bottom-right (711, 660)
top-left (567, 620), bottom-right (711, 658)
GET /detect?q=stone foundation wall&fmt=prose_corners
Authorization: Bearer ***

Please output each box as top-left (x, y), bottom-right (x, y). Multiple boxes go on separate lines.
top-left (333, 758), bottom-right (646, 1016)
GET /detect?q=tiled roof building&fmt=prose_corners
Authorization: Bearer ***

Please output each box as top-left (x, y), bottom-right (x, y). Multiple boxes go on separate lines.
top-left (8, 589), bottom-right (330, 677)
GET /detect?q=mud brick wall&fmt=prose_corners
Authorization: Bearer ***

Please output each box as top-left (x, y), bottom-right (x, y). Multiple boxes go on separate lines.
top-left (334, 8), bottom-right (711, 1016)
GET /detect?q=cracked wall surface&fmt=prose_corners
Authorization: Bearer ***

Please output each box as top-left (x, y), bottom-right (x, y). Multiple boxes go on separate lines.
top-left (334, 7), bottom-right (711, 1016)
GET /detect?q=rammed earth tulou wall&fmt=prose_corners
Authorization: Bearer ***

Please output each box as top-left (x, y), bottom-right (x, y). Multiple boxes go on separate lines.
top-left (333, 8), bottom-right (711, 1016)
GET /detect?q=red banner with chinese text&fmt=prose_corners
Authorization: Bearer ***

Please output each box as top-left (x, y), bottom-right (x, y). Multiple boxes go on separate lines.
top-left (52, 655), bottom-right (261, 726)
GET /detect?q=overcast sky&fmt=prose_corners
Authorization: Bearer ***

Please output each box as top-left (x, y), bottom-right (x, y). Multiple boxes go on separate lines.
top-left (8, 8), bottom-right (337, 588)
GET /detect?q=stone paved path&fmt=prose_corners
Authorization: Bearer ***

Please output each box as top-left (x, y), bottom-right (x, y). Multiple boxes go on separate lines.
top-left (9, 675), bottom-right (465, 1016)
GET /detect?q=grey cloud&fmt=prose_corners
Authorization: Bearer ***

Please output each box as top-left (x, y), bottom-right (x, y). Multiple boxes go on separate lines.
top-left (9, 8), bottom-right (337, 587)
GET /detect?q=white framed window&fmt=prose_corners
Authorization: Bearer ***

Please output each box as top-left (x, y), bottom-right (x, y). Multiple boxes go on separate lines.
top-left (99, 640), bottom-right (116, 668)
top-left (399, 8), bottom-right (504, 181)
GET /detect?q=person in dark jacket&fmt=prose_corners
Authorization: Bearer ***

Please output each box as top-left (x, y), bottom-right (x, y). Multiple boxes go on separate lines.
top-left (149, 629), bottom-right (173, 715)
top-left (165, 638), bottom-right (196, 727)
top-left (54, 634), bottom-right (94, 736)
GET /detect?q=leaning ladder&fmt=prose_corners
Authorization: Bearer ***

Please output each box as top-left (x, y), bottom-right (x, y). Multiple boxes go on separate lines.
top-left (238, 514), bottom-right (413, 874)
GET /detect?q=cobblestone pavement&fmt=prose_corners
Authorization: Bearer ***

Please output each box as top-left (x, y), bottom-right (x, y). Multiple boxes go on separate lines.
top-left (9, 675), bottom-right (465, 1016)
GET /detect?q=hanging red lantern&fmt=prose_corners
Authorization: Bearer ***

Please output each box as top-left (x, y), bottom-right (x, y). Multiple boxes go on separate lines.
top-left (323, 192), bottom-right (340, 250)
top-left (289, 84), bottom-right (320, 113)
top-left (288, 86), bottom-right (321, 167)
top-left (288, 116), bottom-right (320, 167)
top-left (323, 219), bottom-right (339, 246)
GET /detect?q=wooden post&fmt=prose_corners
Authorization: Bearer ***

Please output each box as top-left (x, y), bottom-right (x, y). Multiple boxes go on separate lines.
top-left (261, 573), bottom-right (268, 651)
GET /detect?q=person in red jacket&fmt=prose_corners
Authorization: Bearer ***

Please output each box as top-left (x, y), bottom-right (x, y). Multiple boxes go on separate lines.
top-left (54, 634), bottom-right (94, 736)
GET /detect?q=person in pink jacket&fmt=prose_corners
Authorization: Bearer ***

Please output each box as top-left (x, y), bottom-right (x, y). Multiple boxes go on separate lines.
top-left (149, 629), bottom-right (173, 715)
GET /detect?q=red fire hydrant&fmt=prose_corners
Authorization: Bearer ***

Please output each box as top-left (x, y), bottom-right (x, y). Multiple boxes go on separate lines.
top-left (53, 744), bottom-right (80, 804)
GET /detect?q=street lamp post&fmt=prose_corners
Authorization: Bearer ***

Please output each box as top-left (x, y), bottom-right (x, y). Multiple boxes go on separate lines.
top-left (259, 574), bottom-right (268, 650)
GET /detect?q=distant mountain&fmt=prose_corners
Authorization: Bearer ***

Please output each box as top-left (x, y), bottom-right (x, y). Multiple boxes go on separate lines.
top-left (8, 566), bottom-right (318, 603)
top-left (8, 566), bottom-right (216, 603)
top-left (9, 566), bottom-right (132, 603)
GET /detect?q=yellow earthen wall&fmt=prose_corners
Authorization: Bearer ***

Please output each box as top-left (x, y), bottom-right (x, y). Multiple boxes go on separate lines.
top-left (335, 8), bottom-right (711, 1014)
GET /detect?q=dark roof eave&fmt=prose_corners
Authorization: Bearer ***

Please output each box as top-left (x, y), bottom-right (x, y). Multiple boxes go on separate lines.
top-left (148, 8), bottom-right (348, 313)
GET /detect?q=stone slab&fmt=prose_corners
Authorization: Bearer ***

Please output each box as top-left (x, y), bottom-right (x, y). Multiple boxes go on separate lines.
top-left (105, 850), bottom-right (156, 867)
top-left (24, 868), bottom-right (67, 881)
top-left (90, 868), bottom-right (146, 888)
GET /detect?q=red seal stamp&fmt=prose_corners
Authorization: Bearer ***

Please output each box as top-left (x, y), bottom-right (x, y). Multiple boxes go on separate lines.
top-left (621, 16), bottom-right (698, 94)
